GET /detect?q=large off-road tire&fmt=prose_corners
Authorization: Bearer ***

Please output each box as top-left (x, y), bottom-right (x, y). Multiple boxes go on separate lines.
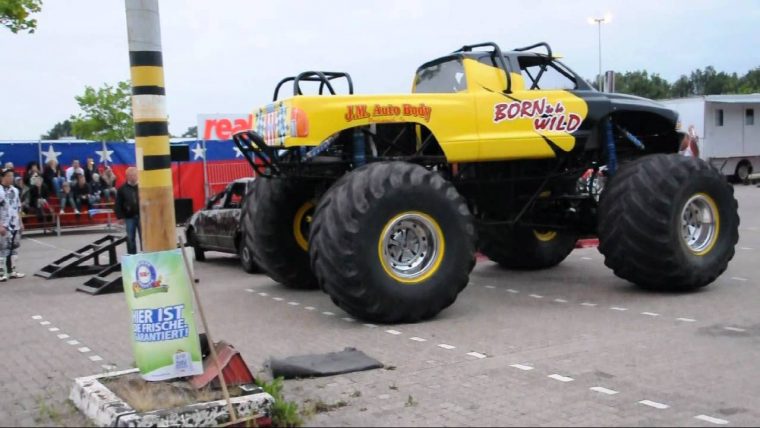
top-left (243, 177), bottom-right (318, 289)
top-left (478, 225), bottom-right (578, 270)
top-left (598, 154), bottom-right (739, 291)
top-left (309, 162), bottom-right (476, 323)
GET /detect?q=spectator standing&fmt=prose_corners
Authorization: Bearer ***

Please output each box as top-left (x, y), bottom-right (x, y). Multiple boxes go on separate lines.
top-left (23, 162), bottom-right (41, 186)
top-left (0, 168), bottom-right (25, 280)
top-left (100, 167), bottom-right (118, 201)
top-left (28, 174), bottom-right (54, 224)
top-left (84, 157), bottom-right (97, 183)
top-left (72, 174), bottom-right (94, 212)
top-left (59, 182), bottom-right (78, 214)
top-left (65, 160), bottom-right (84, 182)
top-left (116, 167), bottom-right (141, 254)
top-left (42, 159), bottom-right (65, 197)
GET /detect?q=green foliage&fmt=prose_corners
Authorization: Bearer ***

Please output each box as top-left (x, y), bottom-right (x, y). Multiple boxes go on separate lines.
top-left (255, 377), bottom-right (303, 427)
top-left (70, 81), bottom-right (134, 141)
top-left (41, 119), bottom-right (73, 140)
top-left (0, 0), bottom-right (42, 33)
top-left (594, 66), bottom-right (760, 99)
top-left (182, 126), bottom-right (198, 138)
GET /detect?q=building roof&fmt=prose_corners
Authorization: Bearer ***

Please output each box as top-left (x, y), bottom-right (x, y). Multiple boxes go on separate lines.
top-left (661, 94), bottom-right (760, 104)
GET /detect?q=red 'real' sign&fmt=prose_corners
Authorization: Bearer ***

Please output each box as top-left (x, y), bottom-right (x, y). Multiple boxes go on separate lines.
top-left (197, 114), bottom-right (253, 140)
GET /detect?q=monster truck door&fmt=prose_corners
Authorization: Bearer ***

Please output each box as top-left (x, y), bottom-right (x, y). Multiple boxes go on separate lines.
top-left (475, 55), bottom-right (588, 160)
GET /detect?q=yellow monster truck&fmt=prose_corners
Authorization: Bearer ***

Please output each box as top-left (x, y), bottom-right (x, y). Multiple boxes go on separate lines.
top-left (234, 42), bottom-right (739, 323)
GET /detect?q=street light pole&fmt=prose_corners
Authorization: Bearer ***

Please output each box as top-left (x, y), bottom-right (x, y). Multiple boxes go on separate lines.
top-left (588, 14), bottom-right (611, 92)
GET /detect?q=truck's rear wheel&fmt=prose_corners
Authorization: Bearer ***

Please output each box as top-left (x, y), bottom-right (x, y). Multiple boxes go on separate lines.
top-left (243, 178), bottom-right (318, 289)
top-left (478, 225), bottom-right (578, 270)
top-left (598, 154), bottom-right (739, 291)
top-left (310, 162), bottom-right (475, 323)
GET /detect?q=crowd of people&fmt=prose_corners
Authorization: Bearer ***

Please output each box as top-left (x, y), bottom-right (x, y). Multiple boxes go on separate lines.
top-left (5, 157), bottom-right (121, 224)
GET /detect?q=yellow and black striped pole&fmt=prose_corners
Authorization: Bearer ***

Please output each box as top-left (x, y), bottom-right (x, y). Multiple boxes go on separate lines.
top-left (125, 0), bottom-right (175, 252)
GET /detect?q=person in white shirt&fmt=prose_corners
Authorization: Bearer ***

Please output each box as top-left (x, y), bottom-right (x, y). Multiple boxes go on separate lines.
top-left (65, 160), bottom-right (85, 182)
top-left (0, 168), bottom-right (25, 281)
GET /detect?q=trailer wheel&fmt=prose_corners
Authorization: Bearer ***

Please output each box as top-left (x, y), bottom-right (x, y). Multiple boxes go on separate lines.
top-left (310, 162), bottom-right (476, 323)
top-left (243, 178), bottom-right (318, 289)
top-left (478, 225), bottom-right (578, 270)
top-left (598, 154), bottom-right (739, 291)
top-left (735, 161), bottom-right (752, 183)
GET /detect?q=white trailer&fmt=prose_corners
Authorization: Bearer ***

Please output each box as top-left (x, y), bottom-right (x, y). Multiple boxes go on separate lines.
top-left (661, 94), bottom-right (760, 181)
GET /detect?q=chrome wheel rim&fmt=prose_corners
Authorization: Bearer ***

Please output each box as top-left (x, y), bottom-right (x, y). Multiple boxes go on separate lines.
top-left (381, 213), bottom-right (439, 279)
top-left (680, 194), bottom-right (717, 254)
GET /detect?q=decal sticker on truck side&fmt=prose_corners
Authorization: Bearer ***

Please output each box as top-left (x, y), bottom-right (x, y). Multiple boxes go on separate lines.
top-left (493, 97), bottom-right (582, 133)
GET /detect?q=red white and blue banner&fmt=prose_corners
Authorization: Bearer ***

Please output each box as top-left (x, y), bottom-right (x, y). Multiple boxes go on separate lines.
top-left (0, 137), bottom-right (252, 212)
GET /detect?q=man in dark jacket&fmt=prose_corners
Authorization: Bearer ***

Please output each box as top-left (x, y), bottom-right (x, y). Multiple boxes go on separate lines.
top-left (115, 167), bottom-right (141, 254)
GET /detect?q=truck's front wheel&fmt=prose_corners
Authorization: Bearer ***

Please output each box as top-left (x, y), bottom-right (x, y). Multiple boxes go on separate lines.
top-left (598, 154), bottom-right (739, 291)
top-left (243, 178), bottom-right (318, 289)
top-left (309, 162), bottom-right (475, 323)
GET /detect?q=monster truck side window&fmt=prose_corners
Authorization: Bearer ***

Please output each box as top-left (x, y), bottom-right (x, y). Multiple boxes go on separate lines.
top-left (414, 58), bottom-right (467, 93)
top-left (518, 56), bottom-right (577, 90)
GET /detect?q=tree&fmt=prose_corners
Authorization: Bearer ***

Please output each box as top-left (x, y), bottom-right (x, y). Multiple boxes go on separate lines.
top-left (614, 71), bottom-right (672, 100)
top-left (738, 67), bottom-right (760, 94)
top-left (41, 119), bottom-right (74, 140)
top-left (181, 126), bottom-right (197, 138)
top-left (70, 80), bottom-right (134, 141)
top-left (0, 0), bottom-right (42, 33)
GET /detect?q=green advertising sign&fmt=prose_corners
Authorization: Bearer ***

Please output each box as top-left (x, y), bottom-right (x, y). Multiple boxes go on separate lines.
top-left (122, 249), bottom-right (203, 381)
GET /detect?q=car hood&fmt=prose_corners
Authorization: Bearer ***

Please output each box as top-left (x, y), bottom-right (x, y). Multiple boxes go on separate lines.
top-left (606, 93), bottom-right (678, 122)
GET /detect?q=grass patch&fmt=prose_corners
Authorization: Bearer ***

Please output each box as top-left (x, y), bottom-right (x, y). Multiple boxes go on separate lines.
top-left (255, 377), bottom-right (303, 427)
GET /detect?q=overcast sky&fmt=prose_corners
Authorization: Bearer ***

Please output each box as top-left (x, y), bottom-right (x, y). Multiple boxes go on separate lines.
top-left (1, 0), bottom-right (758, 140)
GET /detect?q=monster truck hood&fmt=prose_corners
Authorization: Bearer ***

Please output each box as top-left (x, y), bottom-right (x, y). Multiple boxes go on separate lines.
top-left (250, 93), bottom-right (478, 148)
top-left (605, 92), bottom-right (679, 122)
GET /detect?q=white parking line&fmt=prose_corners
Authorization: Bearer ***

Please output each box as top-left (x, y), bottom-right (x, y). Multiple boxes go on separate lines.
top-left (695, 415), bottom-right (729, 425)
top-left (740, 247), bottom-right (754, 251)
top-left (641, 312), bottom-right (660, 317)
top-left (582, 257), bottom-right (593, 260)
top-left (385, 330), bottom-right (402, 335)
top-left (581, 302), bottom-right (598, 307)
top-left (548, 374), bottom-right (574, 382)
top-left (638, 400), bottom-right (669, 410)
top-left (506, 289), bottom-right (520, 294)
top-left (341, 317), bottom-right (355, 323)
top-left (510, 364), bottom-right (534, 371)
top-left (466, 352), bottom-right (487, 359)
top-left (78, 347), bottom-right (91, 353)
top-left (258, 292), bottom-right (268, 297)
top-left (272, 297), bottom-right (284, 302)
top-left (67, 340), bottom-right (80, 346)
top-left (438, 344), bottom-right (456, 350)
top-left (363, 323), bottom-right (378, 328)
top-left (57, 334), bottom-right (69, 339)
top-left (529, 294), bottom-right (544, 299)
top-left (245, 289), bottom-right (254, 293)
top-left (409, 337), bottom-right (427, 342)
top-left (731, 277), bottom-right (748, 282)
top-left (724, 327), bottom-right (747, 332)
top-left (322, 311), bottom-right (335, 316)
top-left (484, 285), bottom-right (496, 289)
top-left (40, 321), bottom-right (50, 326)
top-left (31, 315), bottom-right (42, 320)
top-left (610, 307), bottom-right (628, 311)
top-left (590, 387), bottom-right (619, 395)
top-left (288, 302), bottom-right (300, 306)
top-left (89, 355), bottom-right (103, 362)
top-left (677, 318), bottom-right (697, 322)
top-left (101, 364), bottom-right (117, 371)
top-left (304, 306), bottom-right (316, 311)
top-left (554, 298), bottom-right (568, 303)
top-left (48, 327), bottom-right (60, 332)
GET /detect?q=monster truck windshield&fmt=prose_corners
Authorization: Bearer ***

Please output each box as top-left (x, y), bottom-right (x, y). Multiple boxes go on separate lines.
top-left (414, 58), bottom-right (467, 93)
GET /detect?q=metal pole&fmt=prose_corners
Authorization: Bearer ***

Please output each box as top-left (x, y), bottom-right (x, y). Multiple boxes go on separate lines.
top-left (597, 20), bottom-right (603, 92)
top-left (201, 139), bottom-right (209, 200)
top-left (125, 0), bottom-right (176, 252)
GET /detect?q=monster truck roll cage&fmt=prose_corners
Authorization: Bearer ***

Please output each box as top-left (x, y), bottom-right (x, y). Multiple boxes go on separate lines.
top-left (454, 41), bottom-right (554, 93)
top-left (272, 71), bottom-right (354, 101)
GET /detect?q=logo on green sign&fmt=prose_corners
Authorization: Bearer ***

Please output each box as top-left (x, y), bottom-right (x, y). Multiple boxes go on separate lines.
top-left (132, 260), bottom-right (169, 298)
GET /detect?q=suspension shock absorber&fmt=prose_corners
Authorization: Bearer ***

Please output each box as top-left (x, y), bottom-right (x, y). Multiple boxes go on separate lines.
top-left (605, 118), bottom-right (617, 176)
top-left (352, 128), bottom-right (366, 167)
